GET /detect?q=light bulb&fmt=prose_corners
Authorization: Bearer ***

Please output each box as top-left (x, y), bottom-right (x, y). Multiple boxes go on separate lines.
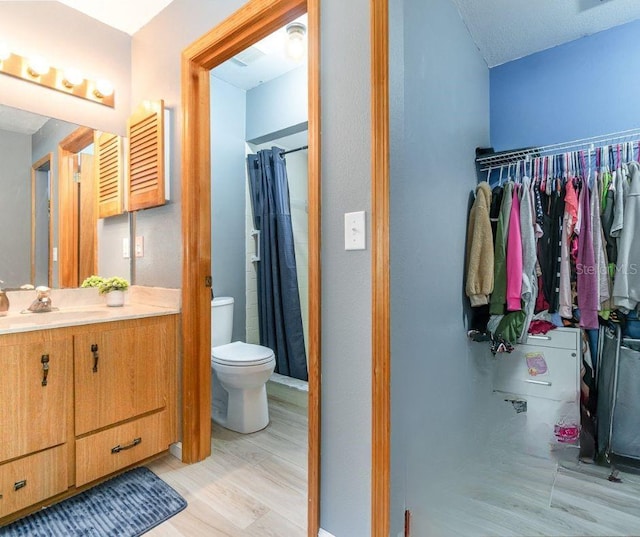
top-left (62, 68), bottom-right (84, 88)
top-left (285, 22), bottom-right (307, 61)
top-left (0, 42), bottom-right (10, 62)
top-left (94, 79), bottom-right (114, 98)
top-left (27, 55), bottom-right (50, 77)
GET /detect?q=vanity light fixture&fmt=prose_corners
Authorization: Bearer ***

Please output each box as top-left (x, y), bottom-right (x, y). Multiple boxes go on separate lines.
top-left (0, 44), bottom-right (114, 107)
top-left (94, 79), bottom-right (114, 99)
top-left (285, 22), bottom-right (307, 61)
top-left (62, 67), bottom-right (84, 88)
top-left (27, 55), bottom-right (50, 77)
top-left (0, 42), bottom-right (10, 62)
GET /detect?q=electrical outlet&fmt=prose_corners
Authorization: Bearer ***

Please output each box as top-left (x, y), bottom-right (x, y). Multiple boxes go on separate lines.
top-left (135, 236), bottom-right (144, 258)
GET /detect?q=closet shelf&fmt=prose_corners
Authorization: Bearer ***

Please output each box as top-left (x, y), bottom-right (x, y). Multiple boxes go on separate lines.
top-left (476, 127), bottom-right (640, 171)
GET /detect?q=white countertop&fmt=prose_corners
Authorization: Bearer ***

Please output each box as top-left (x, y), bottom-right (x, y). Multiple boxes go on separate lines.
top-left (0, 286), bottom-right (180, 335)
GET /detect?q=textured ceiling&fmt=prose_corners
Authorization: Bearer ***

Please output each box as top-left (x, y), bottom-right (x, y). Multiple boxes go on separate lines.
top-left (451, 0), bottom-right (640, 67)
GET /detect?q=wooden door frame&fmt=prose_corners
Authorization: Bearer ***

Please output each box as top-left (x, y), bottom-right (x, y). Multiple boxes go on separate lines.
top-left (58, 126), bottom-right (95, 288)
top-left (180, 0), bottom-right (321, 535)
top-left (31, 153), bottom-right (54, 287)
top-left (371, 0), bottom-right (390, 535)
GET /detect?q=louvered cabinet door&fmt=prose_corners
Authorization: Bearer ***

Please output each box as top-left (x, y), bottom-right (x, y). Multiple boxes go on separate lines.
top-left (126, 100), bottom-right (165, 211)
top-left (96, 131), bottom-right (124, 218)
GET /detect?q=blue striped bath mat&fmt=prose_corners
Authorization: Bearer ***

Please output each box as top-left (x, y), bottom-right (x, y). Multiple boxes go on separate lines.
top-left (0, 466), bottom-right (187, 536)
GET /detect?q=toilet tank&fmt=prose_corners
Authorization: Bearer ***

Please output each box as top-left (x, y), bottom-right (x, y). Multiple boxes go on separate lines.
top-left (211, 296), bottom-right (234, 347)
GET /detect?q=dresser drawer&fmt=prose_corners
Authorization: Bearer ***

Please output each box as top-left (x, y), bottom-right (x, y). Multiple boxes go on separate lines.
top-left (521, 328), bottom-right (580, 350)
top-left (75, 411), bottom-right (169, 487)
top-left (493, 343), bottom-right (580, 402)
top-left (0, 444), bottom-right (68, 518)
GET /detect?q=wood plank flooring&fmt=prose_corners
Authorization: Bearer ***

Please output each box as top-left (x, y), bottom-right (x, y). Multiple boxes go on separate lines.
top-left (146, 385), bottom-right (307, 536)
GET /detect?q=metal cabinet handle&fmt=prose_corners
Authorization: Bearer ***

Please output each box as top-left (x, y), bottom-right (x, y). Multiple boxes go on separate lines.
top-left (111, 437), bottom-right (142, 454)
top-left (41, 354), bottom-right (50, 386)
top-left (91, 344), bottom-right (99, 373)
top-left (14, 480), bottom-right (27, 491)
top-left (524, 379), bottom-right (552, 386)
top-left (527, 335), bottom-right (551, 341)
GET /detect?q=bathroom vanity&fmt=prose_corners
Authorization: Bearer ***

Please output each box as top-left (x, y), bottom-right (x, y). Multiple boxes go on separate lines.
top-left (0, 288), bottom-right (180, 523)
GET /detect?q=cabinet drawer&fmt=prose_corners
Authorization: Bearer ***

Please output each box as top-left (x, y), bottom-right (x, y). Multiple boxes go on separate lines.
top-left (75, 411), bottom-right (169, 487)
top-left (493, 344), bottom-right (579, 402)
top-left (522, 328), bottom-right (580, 350)
top-left (0, 444), bottom-right (68, 518)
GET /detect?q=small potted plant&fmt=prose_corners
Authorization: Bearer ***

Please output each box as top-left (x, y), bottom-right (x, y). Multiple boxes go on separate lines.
top-left (81, 275), bottom-right (129, 307)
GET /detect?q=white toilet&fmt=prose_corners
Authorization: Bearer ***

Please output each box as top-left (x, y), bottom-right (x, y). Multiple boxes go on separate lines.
top-left (211, 296), bottom-right (276, 433)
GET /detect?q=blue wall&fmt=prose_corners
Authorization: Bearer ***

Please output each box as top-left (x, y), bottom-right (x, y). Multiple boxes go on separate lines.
top-left (211, 75), bottom-right (247, 342)
top-left (491, 18), bottom-right (640, 151)
top-left (246, 66), bottom-right (307, 144)
top-left (389, 0), bottom-right (490, 534)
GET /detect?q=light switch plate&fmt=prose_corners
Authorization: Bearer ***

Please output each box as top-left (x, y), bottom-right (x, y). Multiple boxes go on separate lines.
top-left (122, 238), bottom-right (130, 259)
top-left (344, 211), bottom-right (366, 250)
top-left (135, 236), bottom-right (144, 258)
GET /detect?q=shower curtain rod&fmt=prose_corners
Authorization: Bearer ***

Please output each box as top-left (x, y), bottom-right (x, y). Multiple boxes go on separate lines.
top-left (476, 127), bottom-right (640, 171)
top-left (281, 145), bottom-right (308, 155)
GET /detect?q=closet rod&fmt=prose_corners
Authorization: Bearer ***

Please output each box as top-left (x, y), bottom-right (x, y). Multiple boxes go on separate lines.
top-left (281, 145), bottom-right (308, 155)
top-left (476, 127), bottom-right (640, 171)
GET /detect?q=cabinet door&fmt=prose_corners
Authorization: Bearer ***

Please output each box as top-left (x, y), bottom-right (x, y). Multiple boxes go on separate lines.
top-left (0, 338), bottom-right (71, 462)
top-left (74, 320), bottom-right (169, 436)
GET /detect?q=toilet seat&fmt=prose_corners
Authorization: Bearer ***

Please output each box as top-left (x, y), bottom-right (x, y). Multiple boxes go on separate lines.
top-left (212, 341), bottom-right (274, 367)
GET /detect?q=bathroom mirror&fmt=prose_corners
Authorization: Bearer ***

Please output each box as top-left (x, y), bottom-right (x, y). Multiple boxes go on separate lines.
top-left (0, 103), bottom-right (104, 290)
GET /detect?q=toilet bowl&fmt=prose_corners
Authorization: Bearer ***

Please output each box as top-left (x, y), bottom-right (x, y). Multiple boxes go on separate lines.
top-left (210, 297), bottom-right (276, 434)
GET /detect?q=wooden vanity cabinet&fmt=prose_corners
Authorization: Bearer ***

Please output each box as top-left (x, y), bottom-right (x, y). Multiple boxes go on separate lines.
top-left (73, 316), bottom-right (177, 486)
top-left (0, 332), bottom-right (72, 518)
top-left (0, 313), bottom-right (178, 522)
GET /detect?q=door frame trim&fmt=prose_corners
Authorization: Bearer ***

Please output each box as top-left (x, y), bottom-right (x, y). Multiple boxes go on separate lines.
top-left (371, 0), bottom-right (390, 535)
top-left (180, 1), bottom-right (321, 535)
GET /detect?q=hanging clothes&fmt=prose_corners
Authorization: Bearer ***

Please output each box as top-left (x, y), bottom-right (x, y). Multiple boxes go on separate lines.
top-left (519, 177), bottom-right (539, 342)
top-left (590, 171), bottom-right (611, 310)
top-left (490, 182), bottom-right (514, 315)
top-left (612, 161), bottom-right (640, 312)
top-left (559, 178), bottom-right (579, 318)
top-left (465, 182), bottom-right (494, 307)
top-left (506, 183), bottom-right (523, 311)
top-left (576, 183), bottom-right (599, 329)
top-left (539, 185), bottom-right (564, 313)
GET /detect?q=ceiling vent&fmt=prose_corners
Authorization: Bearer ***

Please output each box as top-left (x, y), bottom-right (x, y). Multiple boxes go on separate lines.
top-left (229, 46), bottom-right (266, 67)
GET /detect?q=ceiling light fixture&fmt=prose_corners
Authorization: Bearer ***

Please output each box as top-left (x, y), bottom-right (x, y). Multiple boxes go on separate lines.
top-left (285, 22), bottom-right (307, 61)
top-left (0, 43), bottom-right (114, 107)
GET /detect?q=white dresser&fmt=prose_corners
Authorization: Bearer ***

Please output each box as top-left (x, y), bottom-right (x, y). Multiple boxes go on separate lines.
top-left (492, 327), bottom-right (582, 455)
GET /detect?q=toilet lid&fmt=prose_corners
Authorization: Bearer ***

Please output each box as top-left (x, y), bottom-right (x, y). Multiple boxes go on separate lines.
top-left (212, 341), bottom-right (275, 366)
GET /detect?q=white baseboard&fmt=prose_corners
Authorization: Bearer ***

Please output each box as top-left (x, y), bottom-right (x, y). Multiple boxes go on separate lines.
top-left (318, 529), bottom-right (336, 537)
top-left (169, 441), bottom-right (182, 461)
